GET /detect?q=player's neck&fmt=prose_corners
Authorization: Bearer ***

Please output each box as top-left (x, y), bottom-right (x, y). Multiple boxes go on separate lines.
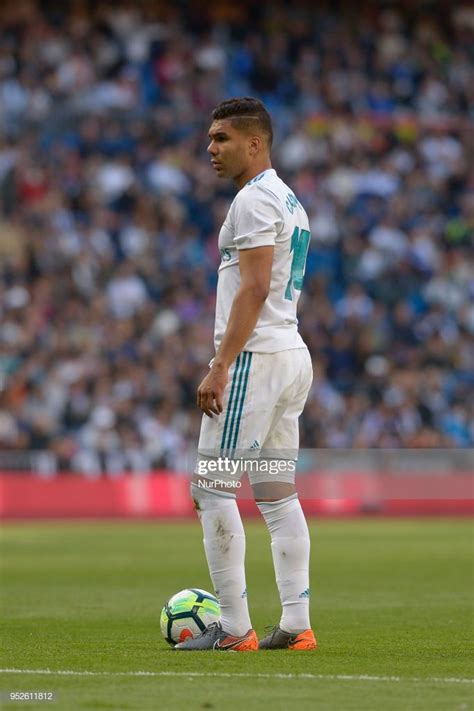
top-left (234, 160), bottom-right (273, 190)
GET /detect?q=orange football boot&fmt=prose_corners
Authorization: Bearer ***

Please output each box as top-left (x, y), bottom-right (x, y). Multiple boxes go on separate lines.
top-left (259, 626), bottom-right (317, 650)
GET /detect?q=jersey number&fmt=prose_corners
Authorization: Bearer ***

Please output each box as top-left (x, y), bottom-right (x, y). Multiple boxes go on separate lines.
top-left (285, 226), bottom-right (310, 301)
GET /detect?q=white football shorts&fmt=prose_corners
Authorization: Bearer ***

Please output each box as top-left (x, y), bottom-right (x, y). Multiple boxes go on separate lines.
top-left (196, 347), bottom-right (313, 485)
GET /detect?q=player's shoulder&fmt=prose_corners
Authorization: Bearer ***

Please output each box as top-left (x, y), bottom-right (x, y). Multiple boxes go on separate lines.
top-left (235, 169), bottom-right (286, 211)
top-left (247, 168), bottom-right (288, 197)
top-left (250, 170), bottom-right (304, 212)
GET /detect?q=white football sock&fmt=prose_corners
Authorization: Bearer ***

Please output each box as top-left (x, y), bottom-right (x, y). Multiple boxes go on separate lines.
top-left (257, 494), bottom-right (311, 634)
top-left (191, 482), bottom-right (252, 636)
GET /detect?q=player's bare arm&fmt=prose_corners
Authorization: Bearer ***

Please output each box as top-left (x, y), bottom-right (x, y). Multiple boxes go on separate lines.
top-left (196, 245), bottom-right (273, 417)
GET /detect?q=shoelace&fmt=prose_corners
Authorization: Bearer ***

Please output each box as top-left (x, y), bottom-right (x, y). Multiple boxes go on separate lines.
top-left (263, 625), bottom-right (278, 636)
top-left (197, 621), bottom-right (221, 638)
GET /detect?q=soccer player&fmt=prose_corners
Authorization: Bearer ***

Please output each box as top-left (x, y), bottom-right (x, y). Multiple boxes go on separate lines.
top-left (175, 97), bottom-right (317, 652)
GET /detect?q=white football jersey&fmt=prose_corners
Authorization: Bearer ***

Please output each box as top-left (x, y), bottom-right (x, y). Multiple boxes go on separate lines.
top-left (215, 168), bottom-right (311, 353)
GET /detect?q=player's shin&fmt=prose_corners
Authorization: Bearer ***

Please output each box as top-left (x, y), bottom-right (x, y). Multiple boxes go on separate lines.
top-left (191, 481), bottom-right (252, 637)
top-left (257, 494), bottom-right (311, 633)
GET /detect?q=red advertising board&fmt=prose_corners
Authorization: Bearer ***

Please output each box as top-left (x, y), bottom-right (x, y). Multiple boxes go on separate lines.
top-left (1, 472), bottom-right (472, 519)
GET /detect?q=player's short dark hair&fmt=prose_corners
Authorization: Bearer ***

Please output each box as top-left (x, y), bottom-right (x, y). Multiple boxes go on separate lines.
top-left (211, 97), bottom-right (273, 148)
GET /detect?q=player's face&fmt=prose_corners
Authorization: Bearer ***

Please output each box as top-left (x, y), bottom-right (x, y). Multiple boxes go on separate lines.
top-left (207, 120), bottom-right (252, 180)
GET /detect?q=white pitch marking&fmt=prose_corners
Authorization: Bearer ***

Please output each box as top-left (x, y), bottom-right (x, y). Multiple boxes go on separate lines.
top-left (0, 669), bottom-right (473, 685)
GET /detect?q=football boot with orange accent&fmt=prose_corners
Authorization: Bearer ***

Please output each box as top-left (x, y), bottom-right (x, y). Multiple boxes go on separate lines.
top-left (259, 625), bottom-right (317, 650)
top-left (174, 621), bottom-right (258, 651)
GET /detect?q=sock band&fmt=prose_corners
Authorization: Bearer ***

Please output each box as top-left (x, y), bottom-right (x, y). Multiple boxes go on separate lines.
top-left (191, 481), bottom-right (236, 502)
top-left (256, 493), bottom-right (298, 509)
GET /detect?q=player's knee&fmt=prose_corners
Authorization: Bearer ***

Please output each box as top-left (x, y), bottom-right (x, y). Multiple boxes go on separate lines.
top-left (190, 480), bottom-right (204, 510)
top-left (191, 490), bottom-right (201, 512)
top-left (190, 480), bottom-right (236, 511)
top-left (252, 481), bottom-right (296, 502)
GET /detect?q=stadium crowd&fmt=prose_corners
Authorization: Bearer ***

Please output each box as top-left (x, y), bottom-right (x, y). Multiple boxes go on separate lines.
top-left (0, 0), bottom-right (472, 474)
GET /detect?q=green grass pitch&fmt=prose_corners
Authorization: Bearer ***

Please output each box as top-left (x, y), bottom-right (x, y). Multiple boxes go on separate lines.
top-left (1, 518), bottom-right (473, 710)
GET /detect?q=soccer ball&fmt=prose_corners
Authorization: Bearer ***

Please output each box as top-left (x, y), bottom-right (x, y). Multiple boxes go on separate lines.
top-left (160, 588), bottom-right (220, 646)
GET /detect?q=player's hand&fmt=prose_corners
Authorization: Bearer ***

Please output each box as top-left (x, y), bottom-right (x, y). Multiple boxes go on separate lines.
top-left (197, 365), bottom-right (228, 417)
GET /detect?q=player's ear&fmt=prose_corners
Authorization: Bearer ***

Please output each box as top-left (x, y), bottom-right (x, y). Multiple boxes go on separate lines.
top-left (248, 136), bottom-right (260, 156)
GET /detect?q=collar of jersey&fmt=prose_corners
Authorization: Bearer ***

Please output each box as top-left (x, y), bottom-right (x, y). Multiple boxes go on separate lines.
top-left (245, 169), bottom-right (275, 186)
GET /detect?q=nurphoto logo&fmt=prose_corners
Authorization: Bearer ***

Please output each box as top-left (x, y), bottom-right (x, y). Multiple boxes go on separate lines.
top-left (197, 478), bottom-right (242, 489)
